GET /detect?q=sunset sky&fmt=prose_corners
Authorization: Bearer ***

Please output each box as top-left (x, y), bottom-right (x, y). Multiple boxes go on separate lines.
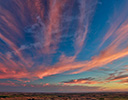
top-left (0, 0), bottom-right (128, 92)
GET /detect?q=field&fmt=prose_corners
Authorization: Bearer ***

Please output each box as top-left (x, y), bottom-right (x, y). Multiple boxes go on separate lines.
top-left (0, 92), bottom-right (128, 100)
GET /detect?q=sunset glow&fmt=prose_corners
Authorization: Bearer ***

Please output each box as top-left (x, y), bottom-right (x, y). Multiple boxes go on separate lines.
top-left (0, 0), bottom-right (128, 92)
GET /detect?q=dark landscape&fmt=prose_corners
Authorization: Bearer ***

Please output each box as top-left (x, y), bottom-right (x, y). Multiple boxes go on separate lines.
top-left (0, 92), bottom-right (128, 100)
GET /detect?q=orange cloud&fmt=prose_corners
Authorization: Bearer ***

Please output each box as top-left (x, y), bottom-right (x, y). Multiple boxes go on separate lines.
top-left (37, 12), bottom-right (128, 78)
top-left (43, 83), bottom-right (50, 87)
top-left (117, 79), bottom-right (128, 84)
top-left (62, 77), bottom-right (101, 85)
top-left (36, 46), bottom-right (128, 78)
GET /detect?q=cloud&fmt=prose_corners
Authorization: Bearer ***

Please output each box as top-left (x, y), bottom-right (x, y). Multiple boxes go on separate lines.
top-left (0, 0), bottom-right (128, 83)
top-left (0, 83), bottom-right (103, 92)
top-left (118, 79), bottom-right (128, 84)
top-left (74, 0), bottom-right (97, 53)
top-left (43, 83), bottom-right (50, 87)
top-left (42, 0), bottom-right (67, 54)
top-left (103, 68), bottom-right (128, 83)
top-left (25, 1), bottom-right (68, 54)
top-left (37, 46), bottom-right (128, 78)
top-left (61, 77), bottom-right (102, 85)
top-left (0, 82), bottom-right (17, 87)
top-left (99, 0), bottom-right (128, 47)
top-left (34, 1), bottom-right (128, 78)
top-left (107, 74), bottom-right (128, 82)
top-left (0, 33), bottom-right (32, 68)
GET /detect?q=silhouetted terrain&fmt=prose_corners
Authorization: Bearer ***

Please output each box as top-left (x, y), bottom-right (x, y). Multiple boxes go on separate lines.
top-left (0, 92), bottom-right (128, 100)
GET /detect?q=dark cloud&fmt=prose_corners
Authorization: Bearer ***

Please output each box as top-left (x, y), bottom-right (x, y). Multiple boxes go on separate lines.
top-left (63, 77), bottom-right (95, 83)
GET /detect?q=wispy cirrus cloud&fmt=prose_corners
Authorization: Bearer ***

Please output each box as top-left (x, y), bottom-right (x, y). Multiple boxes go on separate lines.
top-left (0, 1), bottom-right (128, 93)
top-left (36, 46), bottom-right (128, 78)
top-left (0, 0), bottom-right (98, 80)
top-left (75, 0), bottom-right (97, 53)
top-left (36, 0), bottom-right (128, 78)
top-left (106, 72), bottom-right (128, 82)
top-left (99, 0), bottom-right (128, 48)
top-left (109, 74), bottom-right (128, 82)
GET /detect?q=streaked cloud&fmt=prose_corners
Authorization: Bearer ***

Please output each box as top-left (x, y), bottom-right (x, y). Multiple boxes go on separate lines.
top-left (0, 82), bottom-right (104, 92)
top-left (75, 0), bottom-right (97, 53)
top-left (62, 77), bottom-right (102, 85)
top-left (0, 0), bottom-right (128, 92)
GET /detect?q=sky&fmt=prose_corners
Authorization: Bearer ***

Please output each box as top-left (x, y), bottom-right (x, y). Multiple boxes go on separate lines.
top-left (0, 0), bottom-right (128, 92)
